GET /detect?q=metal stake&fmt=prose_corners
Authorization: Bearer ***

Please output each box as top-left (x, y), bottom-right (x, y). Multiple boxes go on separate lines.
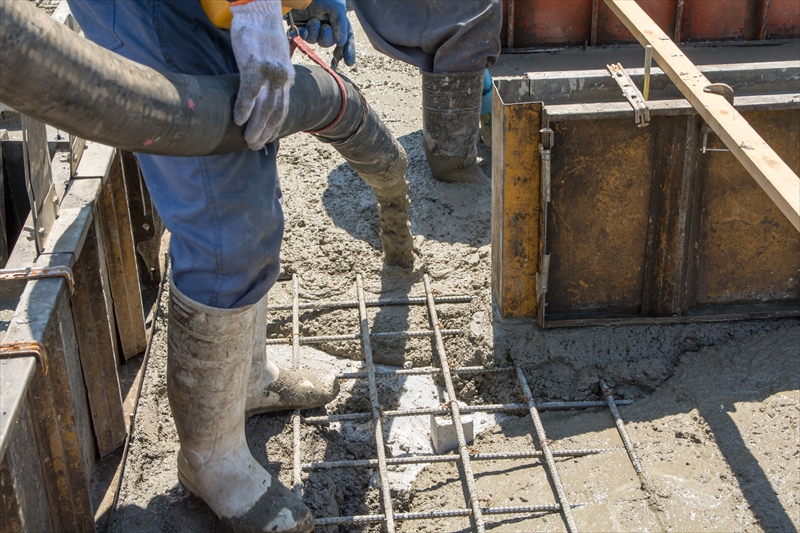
top-left (291, 275), bottom-right (302, 499)
top-left (643, 45), bottom-right (653, 100)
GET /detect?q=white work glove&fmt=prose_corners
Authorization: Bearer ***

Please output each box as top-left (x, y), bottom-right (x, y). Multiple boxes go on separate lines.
top-left (230, 0), bottom-right (295, 150)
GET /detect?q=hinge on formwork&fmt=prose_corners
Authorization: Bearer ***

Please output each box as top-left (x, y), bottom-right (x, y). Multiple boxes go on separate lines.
top-left (540, 127), bottom-right (554, 203)
top-left (535, 254), bottom-right (550, 303)
top-left (607, 63), bottom-right (650, 128)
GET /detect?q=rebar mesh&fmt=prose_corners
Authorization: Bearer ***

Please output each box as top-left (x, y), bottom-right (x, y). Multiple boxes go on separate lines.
top-left (273, 274), bottom-right (643, 532)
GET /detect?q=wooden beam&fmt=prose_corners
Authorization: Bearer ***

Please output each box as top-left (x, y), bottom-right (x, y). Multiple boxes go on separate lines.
top-left (604, 0), bottom-right (800, 232)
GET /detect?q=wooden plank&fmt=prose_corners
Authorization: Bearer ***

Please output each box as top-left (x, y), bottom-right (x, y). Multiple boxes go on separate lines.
top-left (3, 275), bottom-right (95, 532)
top-left (491, 91), bottom-right (541, 318)
top-left (67, 224), bottom-right (127, 457)
top-left (604, 0), bottom-right (800, 231)
top-left (97, 152), bottom-right (147, 360)
top-left (0, 395), bottom-right (54, 533)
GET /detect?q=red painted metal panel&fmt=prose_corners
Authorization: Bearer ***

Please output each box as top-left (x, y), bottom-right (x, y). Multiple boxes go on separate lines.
top-left (767, 0), bottom-right (800, 38)
top-left (676, 0), bottom-right (750, 41)
top-left (597, 0), bottom-right (676, 44)
top-left (502, 0), bottom-right (798, 48)
top-left (512, 0), bottom-right (594, 48)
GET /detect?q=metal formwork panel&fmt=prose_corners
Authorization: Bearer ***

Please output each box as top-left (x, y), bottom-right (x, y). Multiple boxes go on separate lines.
top-left (491, 62), bottom-right (800, 326)
top-left (502, 0), bottom-right (799, 48)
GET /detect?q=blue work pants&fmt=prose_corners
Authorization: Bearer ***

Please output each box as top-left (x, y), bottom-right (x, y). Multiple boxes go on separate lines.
top-left (67, 0), bottom-right (284, 309)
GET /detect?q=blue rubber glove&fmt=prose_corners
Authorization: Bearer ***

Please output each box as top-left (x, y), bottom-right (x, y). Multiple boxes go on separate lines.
top-left (290, 0), bottom-right (356, 66)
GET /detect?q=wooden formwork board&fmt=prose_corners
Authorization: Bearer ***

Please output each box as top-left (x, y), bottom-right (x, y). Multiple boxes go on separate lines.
top-left (491, 72), bottom-right (800, 326)
top-left (1, 141), bottom-right (153, 529)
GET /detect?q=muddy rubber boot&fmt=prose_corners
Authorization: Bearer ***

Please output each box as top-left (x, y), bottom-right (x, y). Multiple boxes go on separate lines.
top-left (167, 281), bottom-right (314, 533)
top-left (356, 143), bottom-right (415, 269)
top-left (246, 295), bottom-right (339, 416)
top-left (422, 71), bottom-right (485, 183)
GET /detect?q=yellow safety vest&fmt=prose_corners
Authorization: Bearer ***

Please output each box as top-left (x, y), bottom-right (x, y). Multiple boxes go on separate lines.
top-left (201, 0), bottom-right (312, 29)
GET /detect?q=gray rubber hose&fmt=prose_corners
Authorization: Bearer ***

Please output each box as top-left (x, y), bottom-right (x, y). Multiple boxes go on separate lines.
top-left (0, 0), bottom-right (400, 174)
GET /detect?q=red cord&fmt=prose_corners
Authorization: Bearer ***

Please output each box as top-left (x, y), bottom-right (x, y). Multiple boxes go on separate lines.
top-left (289, 35), bottom-right (348, 135)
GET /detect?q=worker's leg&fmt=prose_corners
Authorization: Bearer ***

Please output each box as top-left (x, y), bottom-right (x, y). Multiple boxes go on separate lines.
top-left (67, 1), bottom-right (334, 529)
top-left (168, 280), bottom-right (313, 533)
top-left (351, 0), bottom-right (501, 182)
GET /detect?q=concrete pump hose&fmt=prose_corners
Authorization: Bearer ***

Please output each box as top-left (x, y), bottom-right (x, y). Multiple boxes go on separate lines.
top-left (0, 0), bottom-right (399, 175)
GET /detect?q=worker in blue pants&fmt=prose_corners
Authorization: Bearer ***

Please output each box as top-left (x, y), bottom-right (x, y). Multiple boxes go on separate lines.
top-left (296, 0), bottom-right (502, 182)
top-left (65, 0), bottom-right (355, 531)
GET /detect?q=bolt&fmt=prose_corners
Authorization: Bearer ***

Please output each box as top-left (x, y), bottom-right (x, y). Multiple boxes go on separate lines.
top-left (142, 223), bottom-right (151, 232)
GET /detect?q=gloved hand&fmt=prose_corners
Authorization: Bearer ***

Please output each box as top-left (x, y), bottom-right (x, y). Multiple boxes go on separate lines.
top-left (230, 0), bottom-right (295, 150)
top-left (291, 0), bottom-right (356, 66)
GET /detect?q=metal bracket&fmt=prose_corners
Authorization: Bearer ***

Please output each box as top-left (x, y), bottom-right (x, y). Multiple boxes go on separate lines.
top-left (700, 124), bottom-right (730, 154)
top-left (607, 63), bottom-right (650, 127)
top-left (0, 341), bottom-right (48, 374)
top-left (0, 266), bottom-right (75, 294)
top-left (703, 83), bottom-right (735, 106)
top-left (535, 254), bottom-right (551, 303)
top-left (539, 144), bottom-right (552, 203)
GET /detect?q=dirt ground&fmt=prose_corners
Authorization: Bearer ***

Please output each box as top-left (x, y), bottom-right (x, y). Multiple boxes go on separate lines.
top-left (107, 13), bottom-right (800, 533)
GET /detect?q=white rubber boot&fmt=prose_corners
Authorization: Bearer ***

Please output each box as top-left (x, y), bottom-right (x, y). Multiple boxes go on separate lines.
top-left (246, 295), bottom-right (340, 416)
top-left (168, 281), bottom-right (313, 533)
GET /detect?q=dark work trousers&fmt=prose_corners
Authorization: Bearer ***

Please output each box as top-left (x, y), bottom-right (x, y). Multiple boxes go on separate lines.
top-left (351, 0), bottom-right (503, 73)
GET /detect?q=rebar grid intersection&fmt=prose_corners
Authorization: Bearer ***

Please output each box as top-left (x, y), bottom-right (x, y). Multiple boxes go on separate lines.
top-left (275, 274), bottom-right (641, 533)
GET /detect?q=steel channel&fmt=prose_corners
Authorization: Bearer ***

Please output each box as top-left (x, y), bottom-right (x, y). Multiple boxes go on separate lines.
top-left (267, 295), bottom-right (472, 312)
top-left (304, 400), bottom-right (634, 425)
top-left (514, 363), bottom-right (579, 532)
top-left (315, 504), bottom-right (581, 526)
top-left (303, 448), bottom-right (617, 470)
top-left (291, 275), bottom-right (302, 499)
top-left (507, 0), bottom-right (515, 48)
top-left (339, 365), bottom-right (515, 379)
top-left (423, 273), bottom-right (486, 532)
top-left (356, 275), bottom-right (396, 533)
top-left (265, 329), bottom-right (461, 346)
top-left (600, 379), bottom-right (643, 475)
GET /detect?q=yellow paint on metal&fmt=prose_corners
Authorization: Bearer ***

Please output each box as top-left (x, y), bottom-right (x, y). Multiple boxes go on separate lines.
top-left (491, 91), bottom-right (541, 318)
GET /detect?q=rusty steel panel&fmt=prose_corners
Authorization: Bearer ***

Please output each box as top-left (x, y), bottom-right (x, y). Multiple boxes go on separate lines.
top-left (692, 109), bottom-right (800, 308)
top-left (492, 67), bottom-right (800, 326)
top-left (546, 119), bottom-right (655, 316)
top-left (767, 0), bottom-right (800, 38)
top-left (503, 0), bottom-right (798, 47)
top-left (491, 92), bottom-right (541, 318)
top-left (597, 0), bottom-right (676, 44)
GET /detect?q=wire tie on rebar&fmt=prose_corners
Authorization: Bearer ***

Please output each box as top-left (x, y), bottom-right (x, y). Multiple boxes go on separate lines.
top-left (0, 341), bottom-right (49, 374)
top-left (0, 265), bottom-right (75, 294)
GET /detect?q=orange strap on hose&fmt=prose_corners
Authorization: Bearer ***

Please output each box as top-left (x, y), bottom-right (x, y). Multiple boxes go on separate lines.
top-left (289, 35), bottom-right (348, 135)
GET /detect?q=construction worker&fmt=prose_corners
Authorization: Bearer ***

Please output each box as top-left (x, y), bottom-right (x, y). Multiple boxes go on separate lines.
top-left (65, 0), bottom-right (354, 531)
top-left (347, 0), bottom-right (502, 182)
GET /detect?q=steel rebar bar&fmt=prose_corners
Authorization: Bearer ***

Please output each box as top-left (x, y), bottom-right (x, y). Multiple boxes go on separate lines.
top-left (265, 329), bottom-right (460, 346)
top-left (314, 503), bottom-right (582, 526)
top-left (424, 273), bottom-right (486, 533)
top-left (267, 295), bottom-right (473, 312)
top-left (339, 365), bottom-right (515, 379)
top-left (514, 362), bottom-right (579, 532)
top-left (302, 448), bottom-right (618, 470)
top-left (356, 275), bottom-right (396, 533)
top-left (600, 379), bottom-right (643, 475)
top-left (291, 275), bottom-right (303, 499)
top-left (303, 400), bottom-right (634, 425)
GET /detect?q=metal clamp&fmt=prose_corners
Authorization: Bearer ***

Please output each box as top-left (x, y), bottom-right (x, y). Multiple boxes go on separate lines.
top-left (700, 124), bottom-right (730, 154)
top-left (0, 265), bottom-right (75, 294)
top-left (0, 341), bottom-right (49, 374)
top-left (703, 83), bottom-right (734, 106)
top-left (607, 63), bottom-right (650, 127)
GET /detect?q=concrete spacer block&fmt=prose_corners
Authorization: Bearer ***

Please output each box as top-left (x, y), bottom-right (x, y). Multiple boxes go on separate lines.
top-left (430, 403), bottom-right (473, 454)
